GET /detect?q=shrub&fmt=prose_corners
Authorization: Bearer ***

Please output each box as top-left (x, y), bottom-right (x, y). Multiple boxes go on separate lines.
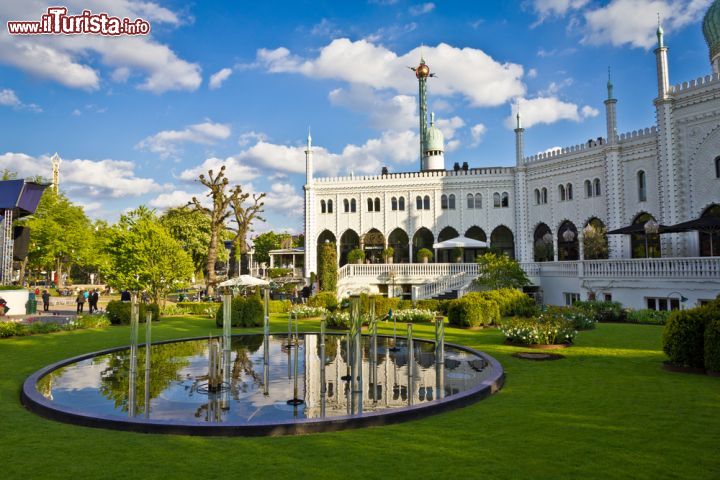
top-left (176, 302), bottom-right (222, 315)
top-left (326, 310), bottom-right (350, 329)
top-left (318, 242), bottom-right (337, 292)
top-left (662, 306), bottom-right (714, 368)
top-left (475, 253), bottom-right (530, 289)
top-left (471, 288), bottom-right (534, 317)
top-left (106, 301), bottom-right (160, 325)
top-left (417, 248), bottom-right (433, 262)
top-left (546, 306), bottom-right (596, 330)
top-left (308, 292), bottom-right (338, 311)
top-left (394, 309), bottom-right (435, 323)
top-left (0, 321), bottom-right (27, 338)
top-left (268, 268), bottom-right (293, 278)
top-left (289, 305), bottom-right (327, 318)
top-left (447, 295), bottom-right (500, 328)
top-left (347, 248), bottom-right (365, 264)
top-left (74, 315), bottom-right (111, 329)
top-left (500, 315), bottom-right (577, 345)
top-left (269, 299), bottom-right (292, 314)
top-left (214, 296), bottom-right (264, 328)
top-left (626, 309), bottom-right (669, 325)
top-left (28, 322), bottom-right (63, 334)
top-left (704, 318), bottom-right (720, 372)
top-left (398, 299), bottom-right (413, 310)
top-left (574, 300), bottom-right (624, 323)
top-left (382, 247), bottom-right (394, 262)
top-left (416, 299), bottom-right (439, 313)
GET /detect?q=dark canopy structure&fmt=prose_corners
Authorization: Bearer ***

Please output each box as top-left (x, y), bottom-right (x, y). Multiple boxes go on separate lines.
top-left (606, 223), bottom-right (670, 235)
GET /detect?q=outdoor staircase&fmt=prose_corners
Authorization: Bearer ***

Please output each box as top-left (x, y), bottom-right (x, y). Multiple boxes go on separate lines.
top-left (411, 272), bottom-right (476, 301)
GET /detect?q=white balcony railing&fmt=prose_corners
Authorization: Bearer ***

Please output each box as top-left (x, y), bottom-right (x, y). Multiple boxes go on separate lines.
top-left (338, 262), bottom-right (479, 281)
top-left (581, 257), bottom-right (720, 278)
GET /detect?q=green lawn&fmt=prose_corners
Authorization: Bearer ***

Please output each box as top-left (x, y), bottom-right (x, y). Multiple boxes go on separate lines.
top-left (1, 315), bottom-right (718, 479)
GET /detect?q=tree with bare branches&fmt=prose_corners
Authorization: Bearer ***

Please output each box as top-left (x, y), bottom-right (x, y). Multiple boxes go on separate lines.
top-left (188, 166), bottom-right (240, 295)
top-left (229, 189), bottom-right (265, 277)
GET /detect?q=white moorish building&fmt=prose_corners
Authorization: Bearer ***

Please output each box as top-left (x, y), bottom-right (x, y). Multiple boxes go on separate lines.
top-left (303, 8), bottom-right (720, 310)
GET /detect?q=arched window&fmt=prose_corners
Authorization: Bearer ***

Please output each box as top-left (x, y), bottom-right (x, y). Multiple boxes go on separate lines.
top-left (320, 200), bottom-right (326, 214)
top-left (594, 178), bottom-right (601, 196)
top-left (493, 192), bottom-right (501, 208)
top-left (367, 197), bottom-right (374, 212)
top-left (441, 194), bottom-right (448, 210)
top-left (343, 199), bottom-right (349, 212)
top-left (715, 156), bottom-right (720, 178)
top-left (467, 193), bottom-right (475, 209)
top-left (585, 180), bottom-right (592, 198)
top-left (327, 199), bottom-right (333, 213)
top-left (558, 184), bottom-right (566, 201)
top-left (566, 183), bottom-right (573, 200)
top-left (416, 196), bottom-right (423, 210)
top-left (535, 189), bottom-right (541, 205)
top-left (350, 199), bottom-right (357, 212)
top-left (391, 197), bottom-right (398, 211)
top-left (475, 193), bottom-right (482, 209)
top-left (423, 195), bottom-right (430, 210)
top-left (541, 188), bottom-right (547, 204)
top-left (374, 198), bottom-right (381, 211)
top-left (501, 192), bottom-right (509, 207)
top-left (448, 194), bottom-right (456, 209)
top-left (637, 170), bottom-right (647, 202)
top-left (398, 197), bottom-right (405, 211)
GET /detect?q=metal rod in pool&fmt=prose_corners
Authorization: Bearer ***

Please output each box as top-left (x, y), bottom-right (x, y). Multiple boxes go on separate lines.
top-left (435, 316), bottom-right (445, 400)
top-left (407, 323), bottom-right (414, 407)
top-left (263, 288), bottom-right (270, 337)
top-left (263, 287), bottom-right (270, 367)
top-left (320, 319), bottom-right (326, 418)
top-left (345, 332), bottom-right (351, 415)
top-left (128, 293), bottom-right (139, 418)
top-left (144, 311), bottom-right (152, 418)
top-left (263, 359), bottom-right (269, 396)
top-left (222, 292), bottom-right (232, 354)
top-left (287, 328), bottom-right (304, 406)
top-left (371, 311), bottom-right (378, 403)
top-left (286, 310), bottom-right (293, 347)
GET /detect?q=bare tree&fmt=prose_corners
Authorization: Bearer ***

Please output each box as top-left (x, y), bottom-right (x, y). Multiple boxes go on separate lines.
top-left (188, 166), bottom-right (240, 295)
top-left (229, 189), bottom-right (265, 277)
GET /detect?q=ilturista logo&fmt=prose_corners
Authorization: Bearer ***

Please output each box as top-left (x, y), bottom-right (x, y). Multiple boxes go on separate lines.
top-left (7, 6), bottom-right (151, 36)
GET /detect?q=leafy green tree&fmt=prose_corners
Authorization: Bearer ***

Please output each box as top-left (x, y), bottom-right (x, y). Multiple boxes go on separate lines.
top-left (583, 222), bottom-right (609, 260)
top-left (252, 231), bottom-right (281, 265)
top-left (318, 242), bottom-right (337, 292)
top-left (104, 208), bottom-right (194, 303)
top-left (476, 253), bottom-right (530, 290)
top-left (160, 207), bottom-right (215, 275)
top-left (228, 188), bottom-right (265, 277)
top-left (21, 190), bottom-right (92, 287)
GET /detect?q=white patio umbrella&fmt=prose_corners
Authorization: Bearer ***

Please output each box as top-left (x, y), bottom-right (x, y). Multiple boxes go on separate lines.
top-left (218, 275), bottom-right (270, 287)
top-left (432, 236), bottom-right (488, 249)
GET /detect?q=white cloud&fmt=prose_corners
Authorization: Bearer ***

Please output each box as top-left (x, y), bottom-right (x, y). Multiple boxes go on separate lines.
top-left (527, 68), bottom-right (538, 79)
top-left (470, 124), bottom-right (487, 147)
top-left (435, 116), bottom-right (464, 152)
top-left (148, 189), bottom-right (198, 209)
top-left (179, 156), bottom-right (261, 184)
top-left (530, 0), bottom-right (589, 22)
top-left (238, 131), bottom-right (269, 146)
top-left (310, 18), bottom-right (342, 37)
top-left (0, 152), bottom-right (159, 198)
top-left (410, 3), bottom-right (435, 16)
top-left (539, 78), bottom-right (574, 96)
top-left (582, 0), bottom-right (710, 49)
top-left (257, 39), bottom-right (526, 107)
top-left (0, 1), bottom-right (201, 93)
top-left (209, 67), bottom-right (233, 89)
top-left (137, 121), bottom-right (231, 158)
top-left (0, 88), bottom-right (41, 112)
top-left (329, 86), bottom-right (416, 131)
top-left (506, 97), bottom-right (599, 129)
top-left (539, 146), bottom-right (563, 155)
top-left (264, 183), bottom-right (303, 212)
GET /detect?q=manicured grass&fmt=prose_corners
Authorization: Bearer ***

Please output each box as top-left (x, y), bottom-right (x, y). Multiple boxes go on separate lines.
top-left (1, 315), bottom-right (718, 479)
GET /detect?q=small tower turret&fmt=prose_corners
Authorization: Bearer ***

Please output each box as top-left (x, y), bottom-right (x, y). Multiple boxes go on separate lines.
top-left (655, 16), bottom-right (670, 98)
top-left (514, 109), bottom-right (525, 165)
top-left (604, 67), bottom-right (618, 145)
top-left (305, 129), bottom-right (313, 185)
top-left (423, 112), bottom-right (445, 170)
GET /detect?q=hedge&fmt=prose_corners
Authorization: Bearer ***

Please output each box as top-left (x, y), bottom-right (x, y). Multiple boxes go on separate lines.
top-left (106, 301), bottom-right (160, 325)
top-left (214, 295), bottom-right (264, 328)
top-left (705, 317), bottom-right (720, 372)
top-left (447, 295), bottom-right (500, 328)
top-left (471, 288), bottom-right (535, 317)
top-left (269, 299), bottom-right (292, 314)
top-left (176, 302), bottom-right (222, 315)
top-left (662, 304), bottom-right (715, 368)
top-left (308, 292), bottom-right (338, 311)
top-left (625, 309), bottom-right (670, 325)
top-left (574, 300), bottom-right (624, 322)
top-left (268, 268), bottom-right (293, 278)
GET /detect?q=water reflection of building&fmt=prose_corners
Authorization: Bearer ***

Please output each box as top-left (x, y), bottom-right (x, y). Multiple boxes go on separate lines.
top-left (303, 334), bottom-right (487, 419)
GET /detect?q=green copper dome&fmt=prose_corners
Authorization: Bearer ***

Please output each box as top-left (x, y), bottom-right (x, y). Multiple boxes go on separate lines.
top-left (424, 113), bottom-right (444, 153)
top-left (703, 0), bottom-right (720, 61)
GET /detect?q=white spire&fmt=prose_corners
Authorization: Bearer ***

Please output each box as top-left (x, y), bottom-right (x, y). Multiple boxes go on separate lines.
top-left (307, 126), bottom-right (312, 148)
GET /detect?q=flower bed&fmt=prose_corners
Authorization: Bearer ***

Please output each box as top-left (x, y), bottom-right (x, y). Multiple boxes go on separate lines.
top-left (289, 305), bottom-right (328, 318)
top-left (393, 308), bottom-right (435, 323)
top-left (500, 314), bottom-right (577, 346)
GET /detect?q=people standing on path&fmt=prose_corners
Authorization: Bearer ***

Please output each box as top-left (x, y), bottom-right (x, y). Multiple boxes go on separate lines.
top-left (76, 290), bottom-right (86, 313)
top-left (90, 289), bottom-right (99, 313)
top-left (42, 290), bottom-right (50, 312)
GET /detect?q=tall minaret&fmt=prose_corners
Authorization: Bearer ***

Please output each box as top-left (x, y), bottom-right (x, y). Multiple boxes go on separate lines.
top-left (411, 55), bottom-right (433, 171)
top-left (655, 18), bottom-right (670, 98)
top-left (604, 68), bottom-right (618, 144)
top-left (50, 153), bottom-right (61, 193)
top-left (304, 129), bottom-right (317, 278)
top-left (514, 109), bottom-right (524, 165)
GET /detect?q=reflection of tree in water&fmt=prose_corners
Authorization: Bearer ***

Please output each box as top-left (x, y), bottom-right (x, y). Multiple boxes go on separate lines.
top-left (99, 340), bottom-right (206, 412)
top-left (37, 365), bottom-right (71, 399)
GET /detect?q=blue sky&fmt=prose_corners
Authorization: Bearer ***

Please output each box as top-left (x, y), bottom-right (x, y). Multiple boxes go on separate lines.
top-left (0, 0), bottom-right (714, 234)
